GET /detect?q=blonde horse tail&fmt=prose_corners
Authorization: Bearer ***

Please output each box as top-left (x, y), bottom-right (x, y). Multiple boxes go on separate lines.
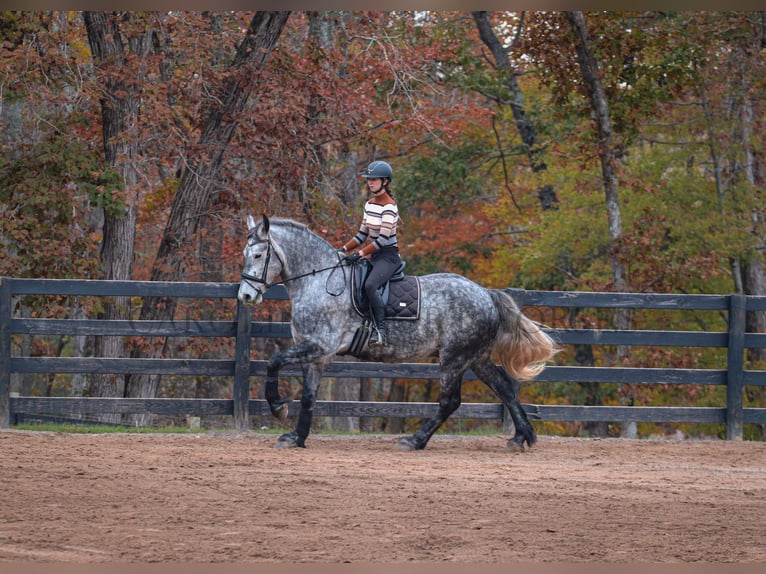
top-left (490, 289), bottom-right (558, 381)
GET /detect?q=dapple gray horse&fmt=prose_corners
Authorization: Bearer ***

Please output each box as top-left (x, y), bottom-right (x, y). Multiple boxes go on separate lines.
top-left (238, 215), bottom-right (557, 451)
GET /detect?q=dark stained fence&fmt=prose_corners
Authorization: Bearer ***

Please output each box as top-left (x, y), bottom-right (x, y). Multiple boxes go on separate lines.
top-left (1, 277), bottom-right (765, 438)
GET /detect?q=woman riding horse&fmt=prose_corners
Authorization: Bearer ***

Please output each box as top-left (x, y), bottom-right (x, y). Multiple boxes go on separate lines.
top-left (238, 215), bottom-right (558, 451)
top-left (336, 160), bottom-right (400, 347)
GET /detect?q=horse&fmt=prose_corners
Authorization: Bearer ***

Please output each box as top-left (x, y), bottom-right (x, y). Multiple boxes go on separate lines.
top-left (237, 214), bottom-right (557, 451)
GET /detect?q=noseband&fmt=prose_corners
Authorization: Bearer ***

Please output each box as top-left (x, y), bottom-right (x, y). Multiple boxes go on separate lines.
top-left (240, 236), bottom-right (283, 292)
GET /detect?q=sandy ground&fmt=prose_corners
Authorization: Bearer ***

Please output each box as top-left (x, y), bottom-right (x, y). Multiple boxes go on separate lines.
top-left (0, 430), bottom-right (764, 564)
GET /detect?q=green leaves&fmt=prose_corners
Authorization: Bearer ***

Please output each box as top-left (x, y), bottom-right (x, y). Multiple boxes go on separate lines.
top-left (87, 167), bottom-right (125, 219)
top-left (0, 136), bottom-right (109, 278)
top-left (396, 142), bottom-right (488, 209)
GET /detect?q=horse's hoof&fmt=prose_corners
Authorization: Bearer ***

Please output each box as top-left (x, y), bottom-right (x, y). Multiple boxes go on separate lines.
top-left (396, 436), bottom-right (418, 451)
top-left (275, 433), bottom-right (304, 449)
top-left (505, 440), bottom-right (525, 453)
top-left (271, 402), bottom-right (290, 424)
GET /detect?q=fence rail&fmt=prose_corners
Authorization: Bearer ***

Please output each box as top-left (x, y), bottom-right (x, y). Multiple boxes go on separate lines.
top-left (1, 277), bottom-right (765, 438)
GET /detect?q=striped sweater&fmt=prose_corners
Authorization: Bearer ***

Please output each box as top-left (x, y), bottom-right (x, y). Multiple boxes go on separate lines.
top-left (346, 198), bottom-right (399, 255)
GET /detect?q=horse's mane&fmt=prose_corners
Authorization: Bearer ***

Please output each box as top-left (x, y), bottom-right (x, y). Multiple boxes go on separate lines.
top-left (267, 217), bottom-right (333, 250)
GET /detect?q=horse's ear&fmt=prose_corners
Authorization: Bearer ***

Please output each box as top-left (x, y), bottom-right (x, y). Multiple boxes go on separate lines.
top-left (261, 214), bottom-right (270, 235)
top-left (247, 214), bottom-right (257, 231)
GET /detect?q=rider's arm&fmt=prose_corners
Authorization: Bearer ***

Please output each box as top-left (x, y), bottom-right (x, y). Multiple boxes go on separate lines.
top-left (340, 227), bottom-right (368, 252)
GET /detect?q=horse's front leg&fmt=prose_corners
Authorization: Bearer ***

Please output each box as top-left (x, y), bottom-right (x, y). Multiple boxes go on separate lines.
top-left (276, 362), bottom-right (323, 449)
top-left (265, 340), bottom-right (323, 422)
top-left (264, 340), bottom-right (328, 448)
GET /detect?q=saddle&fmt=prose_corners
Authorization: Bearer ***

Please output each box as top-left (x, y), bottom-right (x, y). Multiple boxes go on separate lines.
top-left (350, 259), bottom-right (421, 321)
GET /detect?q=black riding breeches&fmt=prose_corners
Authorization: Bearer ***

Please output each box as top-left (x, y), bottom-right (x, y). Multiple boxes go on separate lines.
top-left (364, 249), bottom-right (401, 298)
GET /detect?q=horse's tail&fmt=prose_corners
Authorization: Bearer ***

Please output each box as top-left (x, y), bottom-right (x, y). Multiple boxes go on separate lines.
top-left (489, 289), bottom-right (558, 381)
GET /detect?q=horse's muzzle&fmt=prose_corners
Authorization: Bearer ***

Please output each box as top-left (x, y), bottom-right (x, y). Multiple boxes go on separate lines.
top-left (237, 283), bottom-right (263, 306)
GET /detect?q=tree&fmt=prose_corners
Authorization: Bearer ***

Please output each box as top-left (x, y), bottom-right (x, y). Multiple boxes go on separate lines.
top-left (683, 12), bottom-right (766, 435)
top-left (4, 11), bottom-right (765, 436)
top-left (124, 12), bottom-right (291, 414)
top-left (472, 11), bottom-right (558, 210)
top-left (564, 11), bottom-right (628, 297)
top-left (84, 12), bottom-right (154, 408)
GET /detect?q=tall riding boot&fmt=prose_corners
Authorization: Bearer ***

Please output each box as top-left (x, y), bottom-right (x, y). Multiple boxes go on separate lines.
top-left (368, 290), bottom-right (387, 346)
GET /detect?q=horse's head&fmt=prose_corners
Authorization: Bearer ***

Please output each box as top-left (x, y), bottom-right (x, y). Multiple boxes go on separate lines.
top-left (238, 214), bottom-right (284, 306)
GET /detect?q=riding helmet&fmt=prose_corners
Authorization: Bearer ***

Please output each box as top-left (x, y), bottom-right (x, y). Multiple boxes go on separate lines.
top-left (361, 160), bottom-right (393, 181)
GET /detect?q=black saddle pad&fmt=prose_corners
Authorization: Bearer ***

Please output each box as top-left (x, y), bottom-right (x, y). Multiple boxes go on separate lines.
top-left (351, 260), bottom-right (421, 321)
top-left (384, 275), bottom-right (420, 320)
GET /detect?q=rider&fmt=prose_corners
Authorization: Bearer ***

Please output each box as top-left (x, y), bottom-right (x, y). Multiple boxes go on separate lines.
top-left (337, 160), bottom-right (401, 347)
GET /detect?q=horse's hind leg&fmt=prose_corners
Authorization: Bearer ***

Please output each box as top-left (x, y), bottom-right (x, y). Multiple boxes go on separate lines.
top-left (472, 358), bottom-right (537, 452)
top-left (397, 368), bottom-right (464, 451)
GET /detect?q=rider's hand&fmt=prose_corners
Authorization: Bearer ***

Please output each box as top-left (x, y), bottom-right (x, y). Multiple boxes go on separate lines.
top-left (343, 252), bottom-right (361, 264)
top-left (336, 247), bottom-right (346, 255)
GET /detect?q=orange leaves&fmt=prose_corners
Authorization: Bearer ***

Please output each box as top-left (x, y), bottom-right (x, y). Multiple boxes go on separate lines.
top-left (403, 199), bottom-right (497, 277)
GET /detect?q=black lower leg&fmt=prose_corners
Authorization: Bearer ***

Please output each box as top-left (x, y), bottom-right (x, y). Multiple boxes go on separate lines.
top-left (474, 360), bottom-right (536, 448)
top-left (265, 368), bottom-right (289, 420)
top-left (264, 344), bottom-right (328, 447)
top-left (266, 345), bottom-right (325, 421)
top-left (367, 290), bottom-right (387, 345)
top-left (294, 407), bottom-right (313, 447)
top-left (265, 370), bottom-right (285, 395)
top-left (403, 380), bottom-right (461, 449)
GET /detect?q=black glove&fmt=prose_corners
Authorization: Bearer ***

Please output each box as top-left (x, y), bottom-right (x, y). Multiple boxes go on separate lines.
top-left (343, 252), bottom-right (361, 264)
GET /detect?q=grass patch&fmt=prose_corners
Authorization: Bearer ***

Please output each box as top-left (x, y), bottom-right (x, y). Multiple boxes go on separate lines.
top-left (12, 422), bottom-right (193, 434)
top-left (9, 420), bottom-right (509, 437)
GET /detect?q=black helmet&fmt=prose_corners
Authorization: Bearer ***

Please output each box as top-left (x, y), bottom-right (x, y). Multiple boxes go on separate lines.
top-left (361, 160), bottom-right (392, 181)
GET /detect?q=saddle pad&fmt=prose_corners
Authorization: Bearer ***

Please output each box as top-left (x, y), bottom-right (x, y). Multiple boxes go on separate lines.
top-left (385, 276), bottom-right (420, 321)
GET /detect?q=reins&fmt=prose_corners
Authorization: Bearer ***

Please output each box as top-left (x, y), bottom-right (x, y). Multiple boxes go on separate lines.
top-left (240, 239), bottom-right (350, 296)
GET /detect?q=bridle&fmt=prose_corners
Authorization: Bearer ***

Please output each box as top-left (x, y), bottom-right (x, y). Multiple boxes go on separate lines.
top-left (240, 234), bottom-right (350, 296)
top-left (240, 234), bottom-right (281, 293)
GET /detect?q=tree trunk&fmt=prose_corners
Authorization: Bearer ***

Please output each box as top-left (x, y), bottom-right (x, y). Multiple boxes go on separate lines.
top-left (70, 299), bottom-right (89, 399)
top-left (387, 379), bottom-right (406, 435)
top-left (744, 258), bottom-right (766, 360)
top-left (565, 12), bottom-right (627, 295)
top-left (359, 377), bottom-right (375, 432)
top-left (472, 11), bottom-right (558, 211)
top-left (330, 377), bottom-right (361, 432)
top-left (565, 11), bottom-right (631, 436)
top-left (743, 256), bottom-right (766, 439)
top-left (734, 44), bottom-right (766, 438)
top-left (733, 45), bottom-right (766, 364)
top-left (84, 12), bottom-right (152, 420)
top-left (302, 11), bottom-right (338, 216)
top-left (306, 12), bottom-right (361, 432)
top-left (124, 12), bottom-right (291, 420)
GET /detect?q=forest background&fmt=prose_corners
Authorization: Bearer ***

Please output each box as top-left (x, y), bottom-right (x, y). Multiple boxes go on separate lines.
top-left (1, 11), bottom-right (765, 439)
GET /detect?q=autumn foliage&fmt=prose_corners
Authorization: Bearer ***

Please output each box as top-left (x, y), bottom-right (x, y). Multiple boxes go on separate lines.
top-left (2, 11), bottom-right (765, 437)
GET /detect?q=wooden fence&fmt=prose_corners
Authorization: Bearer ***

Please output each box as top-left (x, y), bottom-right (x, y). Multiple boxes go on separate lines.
top-left (1, 277), bottom-right (765, 439)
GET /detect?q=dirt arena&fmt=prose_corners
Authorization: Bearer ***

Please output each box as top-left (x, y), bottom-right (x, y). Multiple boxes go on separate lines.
top-left (1, 430), bottom-right (765, 564)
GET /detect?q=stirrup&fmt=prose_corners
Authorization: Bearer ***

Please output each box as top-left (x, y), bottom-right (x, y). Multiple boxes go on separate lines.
top-left (370, 325), bottom-right (387, 347)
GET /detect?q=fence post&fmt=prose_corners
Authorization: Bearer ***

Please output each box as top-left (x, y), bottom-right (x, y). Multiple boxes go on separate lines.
top-left (0, 278), bottom-right (11, 428)
top-left (726, 293), bottom-right (746, 440)
top-left (232, 299), bottom-right (252, 431)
